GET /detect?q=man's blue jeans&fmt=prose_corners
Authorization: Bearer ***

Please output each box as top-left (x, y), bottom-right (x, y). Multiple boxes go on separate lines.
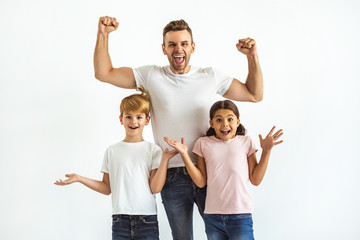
top-left (203, 213), bottom-right (254, 240)
top-left (112, 214), bottom-right (159, 240)
top-left (161, 171), bottom-right (207, 240)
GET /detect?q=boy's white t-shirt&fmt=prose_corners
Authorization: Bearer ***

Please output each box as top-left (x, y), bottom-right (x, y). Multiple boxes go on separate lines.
top-left (133, 65), bottom-right (233, 168)
top-left (101, 141), bottom-right (162, 215)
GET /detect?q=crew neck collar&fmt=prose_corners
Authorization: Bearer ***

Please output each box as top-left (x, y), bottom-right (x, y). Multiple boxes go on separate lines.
top-left (209, 135), bottom-right (239, 143)
top-left (165, 65), bottom-right (195, 77)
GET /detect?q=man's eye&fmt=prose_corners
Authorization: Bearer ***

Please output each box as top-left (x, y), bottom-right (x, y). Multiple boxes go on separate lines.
top-left (182, 43), bottom-right (188, 46)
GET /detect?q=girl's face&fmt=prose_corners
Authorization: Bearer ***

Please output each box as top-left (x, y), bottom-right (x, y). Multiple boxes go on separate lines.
top-left (210, 109), bottom-right (240, 141)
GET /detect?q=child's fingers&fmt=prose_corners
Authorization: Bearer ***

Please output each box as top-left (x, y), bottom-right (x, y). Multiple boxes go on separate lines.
top-left (273, 132), bottom-right (283, 140)
top-left (272, 129), bottom-right (283, 138)
top-left (267, 126), bottom-right (276, 137)
top-left (54, 179), bottom-right (65, 185)
top-left (259, 134), bottom-right (263, 141)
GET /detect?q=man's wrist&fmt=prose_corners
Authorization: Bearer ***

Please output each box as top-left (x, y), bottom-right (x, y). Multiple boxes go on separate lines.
top-left (247, 53), bottom-right (259, 61)
top-left (97, 31), bottom-right (109, 38)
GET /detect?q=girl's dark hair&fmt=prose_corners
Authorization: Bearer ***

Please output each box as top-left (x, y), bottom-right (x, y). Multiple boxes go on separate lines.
top-left (206, 100), bottom-right (246, 137)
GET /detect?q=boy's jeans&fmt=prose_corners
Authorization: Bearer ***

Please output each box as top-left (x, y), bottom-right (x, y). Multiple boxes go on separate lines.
top-left (161, 170), bottom-right (207, 240)
top-left (112, 214), bottom-right (159, 240)
top-left (204, 213), bottom-right (255, 240)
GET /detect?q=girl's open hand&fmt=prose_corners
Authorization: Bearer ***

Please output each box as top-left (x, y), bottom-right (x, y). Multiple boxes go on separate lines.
top-left (164, 137), bottom-right (188, 155)
top-left (259, 126), bottom-right (283, 152)
top-left (54, 174), bottom-right (80, 186)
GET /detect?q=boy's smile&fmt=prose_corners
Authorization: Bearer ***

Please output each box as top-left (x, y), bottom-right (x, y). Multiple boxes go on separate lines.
top-left (120, 111), bottom-right (150, 142)
top-left (210, 109), bottom-right (240, 141)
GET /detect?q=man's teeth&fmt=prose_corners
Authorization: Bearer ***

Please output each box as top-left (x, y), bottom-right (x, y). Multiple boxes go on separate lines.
top-left (174, 56), bottom-right (184, 58)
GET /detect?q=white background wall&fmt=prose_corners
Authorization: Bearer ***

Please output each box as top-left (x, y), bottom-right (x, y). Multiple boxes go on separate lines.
top-left (1, 0), bottom-right (359, 239)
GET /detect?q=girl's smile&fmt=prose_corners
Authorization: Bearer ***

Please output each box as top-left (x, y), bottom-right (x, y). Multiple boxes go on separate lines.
top-left (210, 109), bottom-right (240, 141)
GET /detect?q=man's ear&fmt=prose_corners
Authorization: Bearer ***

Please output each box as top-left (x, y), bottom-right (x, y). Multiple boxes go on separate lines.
top-left (162, 44), bottom-right (167, 55)
top-left (191, 41), bottom-right (195, 53)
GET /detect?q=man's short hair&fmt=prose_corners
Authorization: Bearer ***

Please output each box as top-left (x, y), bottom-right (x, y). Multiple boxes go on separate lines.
top-left (163, 19), bottom-right (193, 44)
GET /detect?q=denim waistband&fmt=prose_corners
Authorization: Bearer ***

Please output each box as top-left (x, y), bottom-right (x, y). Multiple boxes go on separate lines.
top-left (167, 166), bottom-right (188, 175)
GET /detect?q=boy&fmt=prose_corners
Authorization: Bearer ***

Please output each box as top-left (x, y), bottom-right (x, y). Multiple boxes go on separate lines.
top-left (54, 88), bottom-right (177, 240)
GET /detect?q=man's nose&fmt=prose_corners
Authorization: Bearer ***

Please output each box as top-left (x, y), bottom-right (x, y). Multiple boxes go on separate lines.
top-left (175, 44), bottom-right (182, 51)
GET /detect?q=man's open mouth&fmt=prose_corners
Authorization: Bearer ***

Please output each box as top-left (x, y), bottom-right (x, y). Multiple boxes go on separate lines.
top-left (174, 55), bottom-right (185, 65)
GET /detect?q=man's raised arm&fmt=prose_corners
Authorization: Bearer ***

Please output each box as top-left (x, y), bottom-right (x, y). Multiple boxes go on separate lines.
top-left (223, 37), bottom-right (263, 103)
top-left (94, 16), bottom-right (136, 89)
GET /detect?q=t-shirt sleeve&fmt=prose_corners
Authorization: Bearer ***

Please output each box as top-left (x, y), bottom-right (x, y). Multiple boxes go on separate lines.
top-left (247, 136), bottom-right (258, 157)
top-left (133, 65), bottom-right (155, 88)
top-left (100, 147), bottom-right (110, 173)
top-left (192, 138), bottom-right (204, 157)
top-left (212, 67), bottom-right (233, 96)
top-left (151, 144), bottom-right (163, 170)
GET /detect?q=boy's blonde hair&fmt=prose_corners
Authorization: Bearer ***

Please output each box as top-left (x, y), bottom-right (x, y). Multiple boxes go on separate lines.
top-left (120, 87), bottom-right (151, 117)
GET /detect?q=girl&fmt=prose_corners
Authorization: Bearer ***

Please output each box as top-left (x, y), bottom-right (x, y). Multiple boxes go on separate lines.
top-left (164, 100), bottom-right (283, 240)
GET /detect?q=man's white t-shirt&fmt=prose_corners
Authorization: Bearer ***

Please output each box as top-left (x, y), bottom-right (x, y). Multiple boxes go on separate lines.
top-left (133, 65), bottom-right (233, 168)
top-left (101, 141), bottom-right (162, 215)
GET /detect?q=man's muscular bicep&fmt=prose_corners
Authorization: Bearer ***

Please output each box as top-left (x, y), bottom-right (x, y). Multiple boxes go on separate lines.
top-left (223, 78), bottom-right (258, 102)
top-left (97, 67), bottom-right (137, 89)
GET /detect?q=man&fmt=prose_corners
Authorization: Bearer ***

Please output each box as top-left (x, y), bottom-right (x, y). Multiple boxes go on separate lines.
top-left (94, 16), bottom-right (263, 240)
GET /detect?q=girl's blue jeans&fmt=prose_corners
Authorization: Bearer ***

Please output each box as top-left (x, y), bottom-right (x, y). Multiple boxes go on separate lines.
top-left (112, 214), bottom-right (159, 240)
top-left (204, 213), bottom-right (255, 240)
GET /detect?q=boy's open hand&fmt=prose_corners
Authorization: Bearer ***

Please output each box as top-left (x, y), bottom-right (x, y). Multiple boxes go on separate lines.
top-left (164, 137), bottom-right (188, 155)
top-left (163, 148), bottom-right (178, 160)
top-left (54, 174), bottom-right (80, 186)
top-left (259, 126), bottom-right (283, 152)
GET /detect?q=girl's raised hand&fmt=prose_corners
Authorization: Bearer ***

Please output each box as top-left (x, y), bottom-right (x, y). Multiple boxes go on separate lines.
top-left (54, 174), bottom-right (80, 186)
top-left (164, 137), bottom-right (188, 155)
top-left (259, 126), bottom-right (283, 152)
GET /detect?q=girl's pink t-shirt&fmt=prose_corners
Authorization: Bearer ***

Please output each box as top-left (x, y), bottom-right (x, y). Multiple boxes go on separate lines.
top-left (193, 135), bottom-right (257, 214)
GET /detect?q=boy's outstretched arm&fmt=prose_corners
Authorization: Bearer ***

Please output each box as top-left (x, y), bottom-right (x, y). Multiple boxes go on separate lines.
top-left (94, 16), bottom-right (136, 89)
top-left (248, 126), bottom-right (283, 186)
top-left (149, 149), bottom-right (177, 194)
top-left (164, 137), bottom-right (207, 188)
top-left (54, 173), bottom-right (111, 195)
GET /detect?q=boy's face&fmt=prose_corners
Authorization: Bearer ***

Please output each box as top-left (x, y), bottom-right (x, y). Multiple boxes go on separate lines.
top-left (120, 111), bottom-right (150, 139)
